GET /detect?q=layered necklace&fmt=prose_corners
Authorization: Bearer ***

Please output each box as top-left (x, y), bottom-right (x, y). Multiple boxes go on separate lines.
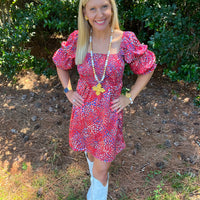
top-left (90, 28), bottom-right (113, 96)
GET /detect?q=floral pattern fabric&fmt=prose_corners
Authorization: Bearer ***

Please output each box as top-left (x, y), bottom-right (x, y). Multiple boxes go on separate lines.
top-left (53, 30), bottom-right (156, 162)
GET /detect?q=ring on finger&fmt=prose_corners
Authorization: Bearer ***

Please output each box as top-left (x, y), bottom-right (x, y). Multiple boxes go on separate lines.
top-left (73, 99), bottom-right (76, 102)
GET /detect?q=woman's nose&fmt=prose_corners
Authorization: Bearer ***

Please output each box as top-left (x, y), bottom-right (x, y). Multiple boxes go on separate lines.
top-left (96, 9), bottom-right (103, 18)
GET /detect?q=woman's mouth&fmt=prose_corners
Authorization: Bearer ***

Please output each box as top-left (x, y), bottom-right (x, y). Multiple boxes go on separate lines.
top-left (95, 20), bottom-right (106, 25)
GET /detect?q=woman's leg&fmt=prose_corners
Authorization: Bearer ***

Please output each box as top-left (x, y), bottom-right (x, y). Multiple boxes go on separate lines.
top-left (93, 158), bottom-right (111, 186)
top-left (87, 152), bottom-right (95, 162)
top-left (85, 152), bottom-right (94, 176)
top-left (86, 155), bottom-right (111, 200)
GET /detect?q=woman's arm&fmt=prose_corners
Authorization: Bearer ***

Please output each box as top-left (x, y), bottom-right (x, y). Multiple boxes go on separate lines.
top-left (57, 67), bottom-right (84, 107)
top-left (129, 71), bottom-right (154, 101)
top-left (111, 71), bottom-right (154, 113)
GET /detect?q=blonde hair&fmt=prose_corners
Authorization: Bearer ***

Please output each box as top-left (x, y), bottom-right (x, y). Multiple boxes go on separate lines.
top-left (75, 0), bottom-right (120, 65)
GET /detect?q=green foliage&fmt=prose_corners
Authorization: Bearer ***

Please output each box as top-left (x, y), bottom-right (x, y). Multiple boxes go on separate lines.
top-left (146, 170), bottom-right (162, 183)
top-left (0, 1), bottom-right (50, 79)
top-left (33, 58), bottom-right (56, 78)
top-left (164, 172), bottom-right (199, 193)
top-left (164, 64), bottom-right (200, 83)
top-left (147, 172), bottom-right (200, 200)
top-left (36, 0), bottom-right (78, 34)
top-left (22, 162), bottom-right (28, 170)
top-left (194, 96), bottom-right (200, 107)
top-left (118, 0), bottom-right (200, 81)
top-left (117, 0), bottom-right (200, 103)
top-left (124, 64), bottom-right (134, 76)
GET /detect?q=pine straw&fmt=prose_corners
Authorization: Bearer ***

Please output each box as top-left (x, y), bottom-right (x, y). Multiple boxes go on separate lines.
top-left (0, 69), bottom-right (200, 199)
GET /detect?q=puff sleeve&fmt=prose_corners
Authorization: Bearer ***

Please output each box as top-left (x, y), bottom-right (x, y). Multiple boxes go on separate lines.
top-left (121, 32), bottom-right (156, 75)
top-left (52, 30), bottom-right (78, 70)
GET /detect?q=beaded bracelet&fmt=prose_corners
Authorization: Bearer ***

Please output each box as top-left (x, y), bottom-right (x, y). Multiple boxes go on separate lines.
top-left (126, 93), bottom-right (133, 104)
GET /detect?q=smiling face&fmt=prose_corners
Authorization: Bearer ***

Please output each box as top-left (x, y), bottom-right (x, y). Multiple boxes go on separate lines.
top-left (84, 0), bottom-right (112, 33)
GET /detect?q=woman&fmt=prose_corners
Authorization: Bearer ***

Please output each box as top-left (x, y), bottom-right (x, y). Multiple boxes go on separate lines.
top-left (53, 0), bottom-right (156, 199)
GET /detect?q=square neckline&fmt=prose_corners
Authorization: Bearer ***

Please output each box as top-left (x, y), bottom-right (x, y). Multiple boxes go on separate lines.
top-left (87, 31), bottom-right (125, 56)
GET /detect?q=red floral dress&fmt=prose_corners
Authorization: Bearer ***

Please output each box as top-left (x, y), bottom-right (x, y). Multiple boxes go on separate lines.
top-left (53, 30), bottom-right (156, 162)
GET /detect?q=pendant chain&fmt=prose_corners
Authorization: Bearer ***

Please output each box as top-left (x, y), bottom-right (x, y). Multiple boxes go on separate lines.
top-left (90, 29), bottom-right (113, 84)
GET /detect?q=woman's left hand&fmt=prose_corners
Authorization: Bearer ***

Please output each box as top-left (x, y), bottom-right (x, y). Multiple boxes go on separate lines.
top-left (110, 95), bottom-right (131, 113)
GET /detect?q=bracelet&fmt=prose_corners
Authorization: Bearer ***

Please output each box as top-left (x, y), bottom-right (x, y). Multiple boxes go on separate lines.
top-left (129, 97), bottom-right (133, 104)
top-left (126, 92), bottom-right (133, 104)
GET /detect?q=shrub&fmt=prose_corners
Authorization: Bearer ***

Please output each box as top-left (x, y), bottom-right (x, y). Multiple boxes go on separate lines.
top-left (0, 2), bottom-right (50, 79)
top-left (36, 0), bottom-right (78, 34)
top-left (117, 0), bottom-right (200, 93)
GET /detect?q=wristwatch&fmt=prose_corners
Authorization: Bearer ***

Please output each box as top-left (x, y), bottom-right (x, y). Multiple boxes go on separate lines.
top-left (126, 93), bottom-right (133, 104)
top-left (64, 87), bottom-right (70, 93)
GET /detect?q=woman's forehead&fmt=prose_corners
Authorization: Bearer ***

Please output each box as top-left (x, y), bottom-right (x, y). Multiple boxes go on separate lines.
top-left (86, 0), bottom-right (111, 7)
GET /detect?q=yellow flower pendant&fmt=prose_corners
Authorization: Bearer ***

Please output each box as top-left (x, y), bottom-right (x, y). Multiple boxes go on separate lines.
top-left (92, 83), bottom-right (105, 96)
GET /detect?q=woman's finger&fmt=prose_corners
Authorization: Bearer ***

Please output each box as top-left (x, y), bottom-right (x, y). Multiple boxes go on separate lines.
top-left (73, 97), bottom-right (84, 107)
top-left (110, 95), bottom-right (131, 112)
top-left (73, 93), bottom-right (84, 106)
top-left (66, 91), bottom-right (84, 107)
top-left (111, 98), bottom-right (120, 104)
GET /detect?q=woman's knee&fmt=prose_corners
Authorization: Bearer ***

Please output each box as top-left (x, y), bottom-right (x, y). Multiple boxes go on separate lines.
top-left (92, 158), bottom-right (111, 185)
top-left (93, 159), bottom-right (111, 174)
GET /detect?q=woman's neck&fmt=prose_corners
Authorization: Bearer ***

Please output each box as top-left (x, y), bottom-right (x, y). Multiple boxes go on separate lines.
top-left (92, 26), bottom-right (112, 41)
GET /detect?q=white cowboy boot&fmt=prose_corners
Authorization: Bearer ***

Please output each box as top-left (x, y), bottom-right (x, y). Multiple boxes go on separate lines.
top-left (85, 152), bottom-right (94, 176)
top-left (85, 152), bottom-right (94, 200)
top-left (87, 185), bottom-right (92, 200)
top-left (89, 173), bottom-right (109, 200)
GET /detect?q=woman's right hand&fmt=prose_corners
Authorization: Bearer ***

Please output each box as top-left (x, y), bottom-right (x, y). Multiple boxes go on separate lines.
top-left (66, 90), bottom-right (84, 107)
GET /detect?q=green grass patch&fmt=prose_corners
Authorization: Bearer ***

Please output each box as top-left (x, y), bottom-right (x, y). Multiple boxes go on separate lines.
top-left (146, 171), bottom-right (200, 200)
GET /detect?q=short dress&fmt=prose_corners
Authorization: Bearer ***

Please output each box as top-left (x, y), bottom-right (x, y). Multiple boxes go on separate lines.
top-left (53, 30), bottom-right (156, 162)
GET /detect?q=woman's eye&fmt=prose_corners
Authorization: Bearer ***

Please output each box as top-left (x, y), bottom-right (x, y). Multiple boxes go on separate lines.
top-left (103, 5), bottom-right (108, 8)
top-left (90, 8), bottom-right (95, 11)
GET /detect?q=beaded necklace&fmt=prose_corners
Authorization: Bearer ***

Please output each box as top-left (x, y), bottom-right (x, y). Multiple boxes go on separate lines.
top-left (90, 28), bottom-right (113, 96)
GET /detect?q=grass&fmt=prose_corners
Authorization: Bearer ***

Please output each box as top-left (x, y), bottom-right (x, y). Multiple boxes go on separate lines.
top-left (0, 162), bottom-right (88, 200)
top-left (146, 171), bottom-right (200, 200)
top-left (0, 161), bottom-right (199, 200)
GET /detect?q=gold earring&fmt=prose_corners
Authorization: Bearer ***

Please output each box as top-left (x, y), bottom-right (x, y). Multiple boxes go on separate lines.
top-left (85, 16), bottom-right (89, 20)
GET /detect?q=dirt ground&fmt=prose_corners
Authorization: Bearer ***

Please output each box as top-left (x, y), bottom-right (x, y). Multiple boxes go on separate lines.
top-left (0, 66), bottom-right (200, 199)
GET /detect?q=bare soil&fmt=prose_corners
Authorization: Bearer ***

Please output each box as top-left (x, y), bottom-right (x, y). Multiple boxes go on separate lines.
top-left (0, 65), bottom-right (200, 199)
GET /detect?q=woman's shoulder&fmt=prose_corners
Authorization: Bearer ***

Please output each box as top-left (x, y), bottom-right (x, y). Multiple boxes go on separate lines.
top-left (68, 30), bottom-right (78, 38)
top-left (113, 29), bottom-right (123, 37)
top-left (61, 30), bottom-right (78, 49)
top-left (66, 30), bottom-right (78, 42)
top-left (121, 31), bottom-right (138, 42)
top-left (119, 30), bottom-right (148, 58)
top-left (112, 29), bottom-right (123, 47)
top-left (113, 30), bottom-right (139, 46)
top-left (120, 31), bottom-right (145, 50)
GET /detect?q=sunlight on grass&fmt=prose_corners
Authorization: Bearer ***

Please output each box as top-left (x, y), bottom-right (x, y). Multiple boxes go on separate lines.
top-left (0, 162), bottom-right (88, 200)
top-left (1, 159), bottom-right (199, 200)
top-left (0, 165), bottom-right (37, 200)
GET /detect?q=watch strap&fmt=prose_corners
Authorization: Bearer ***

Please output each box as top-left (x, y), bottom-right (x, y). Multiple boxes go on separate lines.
top-left (64, 87), bottom-right (69, 93)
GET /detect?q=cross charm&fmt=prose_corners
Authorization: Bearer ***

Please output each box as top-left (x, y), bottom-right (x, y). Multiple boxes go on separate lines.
top-left (92, 83), bottom-right (105, 96)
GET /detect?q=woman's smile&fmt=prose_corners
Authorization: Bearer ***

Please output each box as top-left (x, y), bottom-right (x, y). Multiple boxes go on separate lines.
top-left (84, 0), bottom-right (112, 32)
top-left (95, 19), bottom-right (106, 25)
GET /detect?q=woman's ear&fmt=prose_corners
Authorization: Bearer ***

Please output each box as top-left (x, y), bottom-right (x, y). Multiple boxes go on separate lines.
top-left (83, 7), bottom-right (89, 21)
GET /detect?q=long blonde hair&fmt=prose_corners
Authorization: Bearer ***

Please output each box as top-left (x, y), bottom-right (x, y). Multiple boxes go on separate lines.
top-left (75, 0), bottom-right (120, 65)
